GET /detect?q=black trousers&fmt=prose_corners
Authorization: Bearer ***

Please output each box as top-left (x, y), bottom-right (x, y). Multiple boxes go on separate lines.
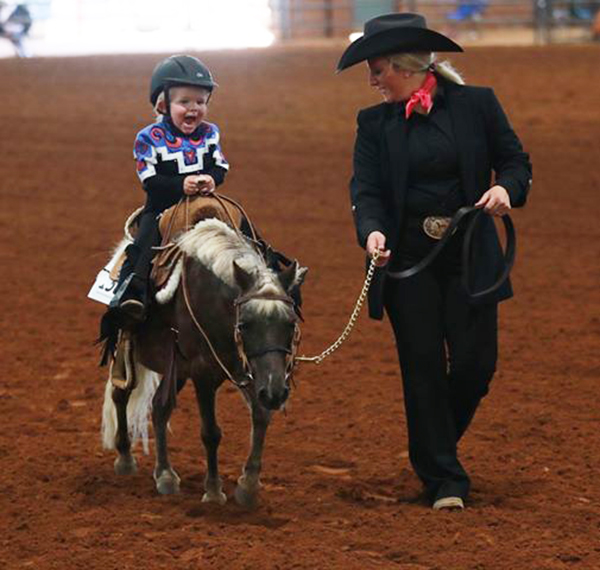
top-left (119, 211), bottom-right (161, 287)
top-left (384, 222), bottom-right (498, 502)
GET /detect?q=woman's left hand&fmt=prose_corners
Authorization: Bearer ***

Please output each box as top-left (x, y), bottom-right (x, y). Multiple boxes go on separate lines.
top-left (475, 185), bottom-right (511, 217)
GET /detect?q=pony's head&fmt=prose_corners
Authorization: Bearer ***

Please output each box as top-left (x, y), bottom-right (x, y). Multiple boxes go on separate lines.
top-left (233, 259), bottom-right (307, 410)
top-left (175, 218), bottom-right (308, 410)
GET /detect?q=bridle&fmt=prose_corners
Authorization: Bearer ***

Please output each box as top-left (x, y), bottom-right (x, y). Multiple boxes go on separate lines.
top-left (233, 292), bottom-right (302, 388)
top-left (180, 259), bottom-right (301, 390)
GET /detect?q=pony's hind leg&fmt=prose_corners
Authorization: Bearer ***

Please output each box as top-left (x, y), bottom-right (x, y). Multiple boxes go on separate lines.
top-left (112, 386), bottom-right (138, 475)
top-left (103, 329), bottom-right (138, 475)
top-left (234, 390), bottom-right (272, 508)
top-left (193, 381), bottom-right (226, 505)
top-left (152, 387), bottom-right (180, 495)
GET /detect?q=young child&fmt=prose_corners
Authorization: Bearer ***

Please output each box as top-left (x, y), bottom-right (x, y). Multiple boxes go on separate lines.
top-left (111, 54), bottom-right (229, 320)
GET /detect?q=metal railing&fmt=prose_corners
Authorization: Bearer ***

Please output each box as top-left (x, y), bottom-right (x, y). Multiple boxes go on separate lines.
top-left (268, 0), bottom-right (600, 44)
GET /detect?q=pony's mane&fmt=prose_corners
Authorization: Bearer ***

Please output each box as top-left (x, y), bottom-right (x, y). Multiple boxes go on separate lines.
top-left (157, 219), bottom-right (290, 317)
top-left (178, 219), bottom-right (268, 286)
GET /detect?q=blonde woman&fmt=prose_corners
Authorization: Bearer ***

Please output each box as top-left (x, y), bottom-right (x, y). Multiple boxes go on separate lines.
top-left (338, 13), bottom-right (532, 510)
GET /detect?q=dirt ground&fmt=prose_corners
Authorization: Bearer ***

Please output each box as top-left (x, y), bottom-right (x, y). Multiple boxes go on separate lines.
top-left (1, 44), bottom-right (599, 570)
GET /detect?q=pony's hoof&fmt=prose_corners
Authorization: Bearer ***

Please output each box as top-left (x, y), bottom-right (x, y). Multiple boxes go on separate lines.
top-left (234, 483), bottom-right (259, 509)
top-left (154, 469), bottom-right (181, 495)
top-left (202, 490), bottom-right (227, 505)
top-left (114, 455), bottom-right (137, 476)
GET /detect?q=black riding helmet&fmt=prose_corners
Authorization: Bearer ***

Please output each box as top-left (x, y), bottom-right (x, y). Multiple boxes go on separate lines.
top-left (149, 54), bottom-right (218, 106)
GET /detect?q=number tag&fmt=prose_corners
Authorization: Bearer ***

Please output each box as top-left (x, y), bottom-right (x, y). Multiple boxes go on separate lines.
top-left (87, 241), bottom-right (130, 305)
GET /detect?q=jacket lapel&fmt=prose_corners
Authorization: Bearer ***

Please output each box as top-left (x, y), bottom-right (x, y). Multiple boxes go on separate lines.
top-left (446, 84), bottom-right (478, 204)
top-left (384, 105), bottom-right (407, 213)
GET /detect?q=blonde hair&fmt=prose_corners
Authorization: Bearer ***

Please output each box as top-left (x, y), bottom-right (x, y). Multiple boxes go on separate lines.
top-left (388, 52), bottom-right (465, 85)
top-left (153, 91), bottom-right (166, 119)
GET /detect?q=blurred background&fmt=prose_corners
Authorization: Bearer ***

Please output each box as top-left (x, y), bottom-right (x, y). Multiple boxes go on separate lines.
top-left (1, 0), bottom-right (599, 58)
top-left (2, 1), bottom-right (600, 568)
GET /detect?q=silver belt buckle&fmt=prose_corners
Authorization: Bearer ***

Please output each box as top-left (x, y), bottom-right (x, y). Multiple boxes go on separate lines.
top-left (423, 216), bottom-right (452, 240)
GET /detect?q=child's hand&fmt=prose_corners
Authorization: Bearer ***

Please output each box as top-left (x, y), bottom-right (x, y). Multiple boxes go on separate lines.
top-left (183, 176), bottom-right (201, 195)
top-left (183, 175), bottom-right (215, 196)
top-left (196, 175), bottom-right (215, 196)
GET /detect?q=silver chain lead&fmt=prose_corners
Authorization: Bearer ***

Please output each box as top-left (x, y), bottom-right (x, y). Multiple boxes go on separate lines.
top-left (296, 250), bottom-right (380, 365)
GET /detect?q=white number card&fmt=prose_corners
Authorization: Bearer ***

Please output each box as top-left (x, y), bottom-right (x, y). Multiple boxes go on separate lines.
top-left (87, 241), bottom-right (129, 305)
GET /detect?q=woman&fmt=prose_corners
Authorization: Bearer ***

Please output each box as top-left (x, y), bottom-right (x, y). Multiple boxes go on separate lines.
top-left (338, 13), bottom-right (531, 510)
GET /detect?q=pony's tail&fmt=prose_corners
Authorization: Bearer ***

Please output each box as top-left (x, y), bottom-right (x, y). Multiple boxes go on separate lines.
top-left (101, 362), bottom-right (161, 454)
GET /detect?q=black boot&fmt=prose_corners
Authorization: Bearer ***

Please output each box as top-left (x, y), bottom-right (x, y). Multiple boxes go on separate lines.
top-left (109, 273), bottom-right (148, 321)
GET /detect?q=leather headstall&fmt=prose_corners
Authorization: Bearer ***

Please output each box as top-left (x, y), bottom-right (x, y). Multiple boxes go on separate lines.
top-left (233, 292), bottom-right (302, 386)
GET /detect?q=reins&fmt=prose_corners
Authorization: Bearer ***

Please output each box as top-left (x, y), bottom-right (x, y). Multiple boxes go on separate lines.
top-left (180, 259), bottom-right (242, 386)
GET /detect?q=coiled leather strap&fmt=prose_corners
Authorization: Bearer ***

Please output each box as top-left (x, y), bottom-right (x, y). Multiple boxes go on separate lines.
top-left (386, 206), bottom-right (516, 299)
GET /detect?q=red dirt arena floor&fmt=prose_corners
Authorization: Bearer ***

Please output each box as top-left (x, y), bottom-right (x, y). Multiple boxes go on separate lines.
top-left (1, 44), bottom-right (599, 570)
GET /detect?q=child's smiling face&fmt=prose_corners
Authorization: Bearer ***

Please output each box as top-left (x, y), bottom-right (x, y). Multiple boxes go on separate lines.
top-left (166, 86), bottom-right (211, 135)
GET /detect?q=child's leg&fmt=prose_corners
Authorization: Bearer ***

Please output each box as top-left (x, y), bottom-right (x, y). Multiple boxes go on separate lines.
top-left (111, 212), bottom-right (160, 318)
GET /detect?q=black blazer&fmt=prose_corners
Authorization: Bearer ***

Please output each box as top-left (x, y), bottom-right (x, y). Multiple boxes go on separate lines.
top-left (350, 77), bottom-right (532, 320)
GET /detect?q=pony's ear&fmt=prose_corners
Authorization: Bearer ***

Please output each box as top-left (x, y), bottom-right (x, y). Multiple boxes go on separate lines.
top-left (233, 260), bottom-right (254, 293)
top-left (278, 260), bottom-right (308, 293)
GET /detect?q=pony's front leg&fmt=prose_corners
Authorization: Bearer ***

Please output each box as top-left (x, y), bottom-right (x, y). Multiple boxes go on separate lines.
top-left (111, 385), bottom-right (138, 475)
top-left (193, 381), bottom-right (226, 505)
top-left (152, 389), bottom-right (180, 495)
top-left (235, 390), bottom-right (272, 508)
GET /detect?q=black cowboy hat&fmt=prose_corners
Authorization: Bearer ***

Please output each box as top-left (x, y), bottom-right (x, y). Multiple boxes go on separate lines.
top-left (337, 13), bottom-right (463, 72)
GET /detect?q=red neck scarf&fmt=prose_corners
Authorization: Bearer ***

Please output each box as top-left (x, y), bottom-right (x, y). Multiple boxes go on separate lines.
top-left (404, 72), bottom-right (437, 119)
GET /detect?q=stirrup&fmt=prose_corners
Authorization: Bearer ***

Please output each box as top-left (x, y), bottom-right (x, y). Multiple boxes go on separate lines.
top-left (110, 274), bottom-right (147, 321)
top-left (109, 273), bottom-right (135, 309)
top-left (109, 330), bottom-right (136, 389)
top-left (120, 298), bottom-right (146, 321)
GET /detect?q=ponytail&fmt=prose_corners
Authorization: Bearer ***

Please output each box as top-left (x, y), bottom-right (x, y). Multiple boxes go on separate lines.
top-left (389, 52), bottom-right (465, 85)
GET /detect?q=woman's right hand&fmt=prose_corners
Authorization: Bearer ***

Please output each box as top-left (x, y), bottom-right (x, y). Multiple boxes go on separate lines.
top-left (366, 231), bottom-right (391, 267)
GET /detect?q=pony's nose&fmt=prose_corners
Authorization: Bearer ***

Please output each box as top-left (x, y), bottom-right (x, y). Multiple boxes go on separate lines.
top-left (258, 385), bottom-right (289, 410)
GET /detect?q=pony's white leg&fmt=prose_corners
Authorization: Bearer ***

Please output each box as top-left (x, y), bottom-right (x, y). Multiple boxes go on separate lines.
top-left (102, 369), bottom-right (138, 475)
top-left (234, 391), bottom-right (272, 508)
top-left (101, 376), bottom-right (118, 451)
top-left (193, 382), bottom-right (226, 505)
top-left (101, 354), bottom-right (160, 476)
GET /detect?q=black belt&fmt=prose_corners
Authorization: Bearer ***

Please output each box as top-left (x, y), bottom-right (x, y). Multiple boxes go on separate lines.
top-left (386, 206), bottom-right (516, 299)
